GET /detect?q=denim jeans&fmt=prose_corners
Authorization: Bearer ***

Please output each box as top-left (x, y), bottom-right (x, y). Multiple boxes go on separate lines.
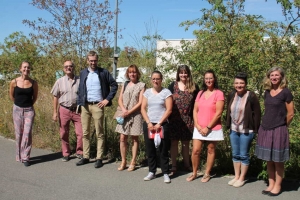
top-left (229, 130), bottom-right (254, 166)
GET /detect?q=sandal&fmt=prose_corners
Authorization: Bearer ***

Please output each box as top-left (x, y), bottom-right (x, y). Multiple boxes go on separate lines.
top-left (127, 164), bottom-right (136, 172)
top-left (186, 174), bottom-right (197, 182)
top-left (201, 173), bottom-right (211, 183)
top-left (117, 162), bottom-right (127, 171)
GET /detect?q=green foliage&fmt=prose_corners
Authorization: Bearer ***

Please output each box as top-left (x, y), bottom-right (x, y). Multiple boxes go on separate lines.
top-left (0, 32), bottom-right (39, 77)
top-left (23, 0), bottom-right (116, 68)
top-left (158, 0), bottom-right (300, 179)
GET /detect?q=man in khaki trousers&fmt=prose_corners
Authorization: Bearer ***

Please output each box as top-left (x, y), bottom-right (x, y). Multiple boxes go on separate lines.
top-left (76, 51), bottom-right (118, 168)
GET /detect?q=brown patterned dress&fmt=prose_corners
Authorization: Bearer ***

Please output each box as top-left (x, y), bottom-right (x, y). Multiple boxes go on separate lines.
top-left (115, 82), bottom-right (145, 135)
top-left (168, 81), bottom-right (198, 141)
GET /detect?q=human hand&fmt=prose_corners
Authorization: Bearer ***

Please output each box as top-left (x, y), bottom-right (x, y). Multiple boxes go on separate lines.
top-left (196, 125), bottom-right (202, 134)
top-left (201, 127), bottom-right (210, 136)
top-left (147, 122), bottom-right (154, 131)
top-left (154, 123), bottom-right (161, 131)
top-left (52, 113), bottom-right (58, 122)
top-left (122, 109), bottom-right (129, 117)
top-left (98, 99), bottom-right (109, 108)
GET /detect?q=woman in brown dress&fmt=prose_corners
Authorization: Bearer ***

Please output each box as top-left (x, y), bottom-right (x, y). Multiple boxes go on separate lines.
top-left (168, 65), bottom-right (199, 173)
top-left (115, 65), bottom-right (145, 171)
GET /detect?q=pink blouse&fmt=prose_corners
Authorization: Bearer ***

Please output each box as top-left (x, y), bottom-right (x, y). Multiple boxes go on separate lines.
top-left (195, 89), bottom-right (224, 130)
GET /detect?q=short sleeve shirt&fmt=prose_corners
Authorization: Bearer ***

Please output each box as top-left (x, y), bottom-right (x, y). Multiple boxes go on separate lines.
top-left (195, 89), bottom-right (224, 130)
top-left (143, 88), bottom-right (172, 123)
top-left (261, 88), bottom-right (293, 130)
top-left (51, 75), bottom-right (80, 107)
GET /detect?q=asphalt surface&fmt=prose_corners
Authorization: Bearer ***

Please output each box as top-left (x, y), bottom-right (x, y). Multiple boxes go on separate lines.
top-left (0, 136), bottom-right (299, 200)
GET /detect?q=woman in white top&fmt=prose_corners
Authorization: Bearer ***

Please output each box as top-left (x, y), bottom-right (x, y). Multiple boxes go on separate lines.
top-left (141, 71), bottom-right (173, 183)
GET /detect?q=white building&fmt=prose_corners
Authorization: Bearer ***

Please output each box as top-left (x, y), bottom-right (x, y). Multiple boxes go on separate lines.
top-left (156, 39), bottom-right (196, 80)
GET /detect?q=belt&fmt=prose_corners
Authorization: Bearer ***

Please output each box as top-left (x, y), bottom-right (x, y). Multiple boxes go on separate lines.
top-left (86, 101), bottom-right (99, 105)
top-left (60, 104), bottom-right (77, 112)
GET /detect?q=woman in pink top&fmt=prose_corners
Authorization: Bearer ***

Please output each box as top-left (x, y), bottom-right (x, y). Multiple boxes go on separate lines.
top-left (186, 70), bottom-right (224, 182)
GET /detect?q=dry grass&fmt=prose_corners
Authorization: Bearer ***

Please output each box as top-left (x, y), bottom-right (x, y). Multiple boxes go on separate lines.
top-left (0, 81), bottom-right (145, 163)
top-left (0, 82), bottom-right (61, 151)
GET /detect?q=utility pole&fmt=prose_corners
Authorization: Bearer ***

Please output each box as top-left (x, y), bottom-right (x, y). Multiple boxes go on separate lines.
top-left (113, 0), bottom-right (118, 80)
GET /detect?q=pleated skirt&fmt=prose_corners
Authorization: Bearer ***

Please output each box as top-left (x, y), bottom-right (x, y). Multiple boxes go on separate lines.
top-left (255, 125), bottom-right (289, 162)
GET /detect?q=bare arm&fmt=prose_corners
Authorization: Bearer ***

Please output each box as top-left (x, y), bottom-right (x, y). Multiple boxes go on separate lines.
top-left (52, 96), bottom-right (59, 121)
top-left (201, 100), bottom-right (224, 135)
top-left (141, 96), bottom-right (153, 131)
top-left (33, 81), bottom-right (38, 105)
top-left (154, 96), bottom-right (173, 130)
top-left (118, 84), bottom-right (128, 115)
top-left (127, 87), bottom-right (145, 116)
top-left (193, 101), bottom-right (202, 132)
top-left (286, 101), bottom-right (294, 126)
top-left (9, 80), bottom-right (16, 102)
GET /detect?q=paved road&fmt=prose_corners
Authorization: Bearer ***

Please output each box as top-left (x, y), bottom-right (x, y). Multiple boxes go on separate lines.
top-left (0, 136), bottom-right (299, 200)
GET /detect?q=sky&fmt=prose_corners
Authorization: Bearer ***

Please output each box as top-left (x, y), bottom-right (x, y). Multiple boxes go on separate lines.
top-left (0, 0), bottom-right (288, 50)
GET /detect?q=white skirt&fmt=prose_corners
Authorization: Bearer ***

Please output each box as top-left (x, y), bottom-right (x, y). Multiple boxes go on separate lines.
top-left (192, 127), bottom-right (224, 141)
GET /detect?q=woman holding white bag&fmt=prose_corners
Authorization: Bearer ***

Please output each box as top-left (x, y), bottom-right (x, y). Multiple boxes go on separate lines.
top-left (141, 70), bottom-right (173, 183)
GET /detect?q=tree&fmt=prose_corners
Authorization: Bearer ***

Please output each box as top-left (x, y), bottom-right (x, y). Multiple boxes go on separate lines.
top-left (157, 0), bottom-right (300, 177)
top-left (23, 0), bottom-right (116, 68)
top-left (0, 32), bottom-right (39, 78)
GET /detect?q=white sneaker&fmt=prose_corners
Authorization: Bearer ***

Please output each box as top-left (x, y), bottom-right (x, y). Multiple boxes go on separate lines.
top-left (144, 172), bottom-right (156, 181)
top-left (163, 174), bottom-right (171, 183)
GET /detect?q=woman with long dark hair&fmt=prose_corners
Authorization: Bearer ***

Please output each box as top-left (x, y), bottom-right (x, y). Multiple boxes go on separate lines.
top-left (168, 65), bottom-right (199, 173)
top-left (186, 70), bottom-right (224, 182)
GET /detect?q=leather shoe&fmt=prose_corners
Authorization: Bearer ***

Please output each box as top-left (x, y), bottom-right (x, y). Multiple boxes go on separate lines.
top-left (262, 190), bottom-right (270, 195)
top-left (268, 191), bottom-right (281, 197)
top-left (94, 159), bottom-right (103, 168)
top-left (23, 161), bottom-right (31, 167)
top-left (76, 158), bottom-right (89, 166)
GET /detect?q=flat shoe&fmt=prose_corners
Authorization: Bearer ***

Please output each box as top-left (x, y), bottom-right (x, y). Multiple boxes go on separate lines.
top-left (186, 174), bottom-right (197, 182)
top-left (262, 190), bottom-right (270, 195)
top-left (228, 179), bottom-right (237, 186)
top-left (201, 173), bottom-right (211, 183)
top-left (268, 191), bottom-right (281, 196)
top-left (233, 180), bottom-right (245, 187)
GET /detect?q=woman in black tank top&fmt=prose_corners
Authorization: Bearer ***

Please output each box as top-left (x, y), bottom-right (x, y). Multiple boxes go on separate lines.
top-left (9, 61), bottom-right (38, 167)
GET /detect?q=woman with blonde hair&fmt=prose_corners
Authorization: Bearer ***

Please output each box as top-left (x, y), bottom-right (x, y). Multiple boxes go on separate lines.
top-left (9, 61), bottom-right (38, 167)
top-left (255, 67), bottom-right (294, 196)
top-left (115, 64), bottom-right (145, 171)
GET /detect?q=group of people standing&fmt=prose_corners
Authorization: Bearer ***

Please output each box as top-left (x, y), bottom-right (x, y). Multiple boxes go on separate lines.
top-left (9, 50), bottom-right (294, 196)
top-left (114, 64), bottom-right (294, 196)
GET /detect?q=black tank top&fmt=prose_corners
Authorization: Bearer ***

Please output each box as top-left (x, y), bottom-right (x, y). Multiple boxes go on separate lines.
top-left (14, 80), bottom-right (34, 108)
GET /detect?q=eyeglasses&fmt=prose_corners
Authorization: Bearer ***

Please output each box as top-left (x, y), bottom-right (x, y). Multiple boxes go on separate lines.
top-left (64, 65), bottom-right (73, 68)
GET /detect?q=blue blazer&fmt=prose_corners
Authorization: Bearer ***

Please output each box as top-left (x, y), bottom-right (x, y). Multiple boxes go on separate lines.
top-left (77, 67), bottom-right (118, 107)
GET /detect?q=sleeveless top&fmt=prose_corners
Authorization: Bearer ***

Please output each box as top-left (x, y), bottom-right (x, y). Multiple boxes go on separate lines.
top-left (14, 80), bottom-right (34, 108)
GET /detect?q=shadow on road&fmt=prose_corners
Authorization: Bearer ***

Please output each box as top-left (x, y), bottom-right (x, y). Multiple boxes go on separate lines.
top-left (30, 152), bottom-right (62, 165)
